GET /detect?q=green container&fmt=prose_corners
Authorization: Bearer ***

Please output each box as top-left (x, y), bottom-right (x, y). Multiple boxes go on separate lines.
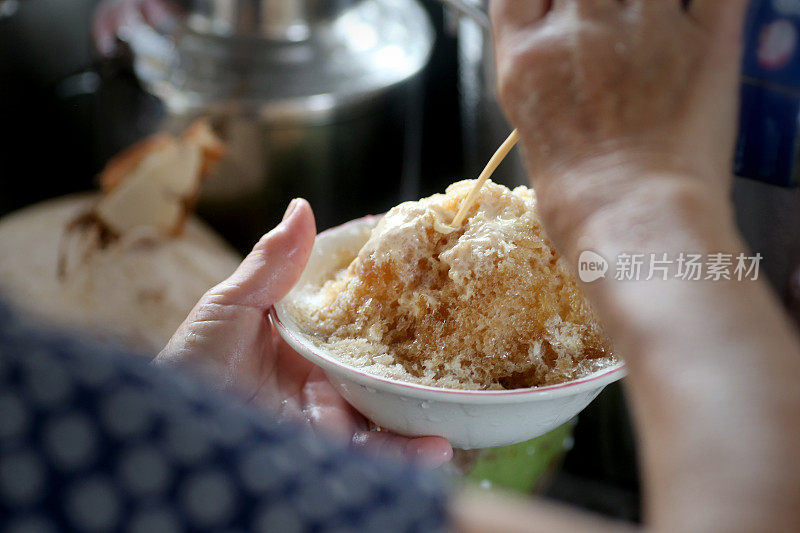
top-left (447, 421), bottom-right (575, 495)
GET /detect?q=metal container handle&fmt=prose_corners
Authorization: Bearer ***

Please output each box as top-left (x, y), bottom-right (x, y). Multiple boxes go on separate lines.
top-left (438, 0), bottom-right (490, 31)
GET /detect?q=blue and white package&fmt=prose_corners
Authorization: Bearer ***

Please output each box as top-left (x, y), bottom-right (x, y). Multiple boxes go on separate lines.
top-left (736, 0), bottom-right (800, 187)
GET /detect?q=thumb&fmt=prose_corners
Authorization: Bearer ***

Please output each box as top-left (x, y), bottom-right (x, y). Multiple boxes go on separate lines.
top-left (490, 0), bottom-right (550, 64)
top-left (214, 198), bottom-right (317, 311)
top-left (489, 0), bottom-right (550, 41)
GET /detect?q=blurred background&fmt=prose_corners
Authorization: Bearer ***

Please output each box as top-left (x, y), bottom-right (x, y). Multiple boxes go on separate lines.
top-left (3, 0), bottom-right (800, 524)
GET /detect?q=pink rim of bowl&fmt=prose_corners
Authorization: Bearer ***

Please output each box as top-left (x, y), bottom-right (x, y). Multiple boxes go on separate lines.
top-left (271, 214), bottom-right (626, 404)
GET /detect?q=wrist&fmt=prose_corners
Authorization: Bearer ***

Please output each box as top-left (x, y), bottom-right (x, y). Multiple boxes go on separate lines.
top-left (532, 162), bottom-right (740, 263)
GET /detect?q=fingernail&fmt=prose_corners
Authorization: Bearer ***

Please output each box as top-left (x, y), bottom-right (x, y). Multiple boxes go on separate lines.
top-left (282, 198), bottom-right (300, 221)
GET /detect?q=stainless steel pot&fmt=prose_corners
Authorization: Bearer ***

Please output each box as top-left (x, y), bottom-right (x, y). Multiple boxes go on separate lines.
top-left (107, 0), bottom-right (434, 250)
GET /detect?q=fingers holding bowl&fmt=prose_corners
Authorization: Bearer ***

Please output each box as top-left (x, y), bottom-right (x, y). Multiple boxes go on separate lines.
top-left (352, 429), bottom-right (454, 469)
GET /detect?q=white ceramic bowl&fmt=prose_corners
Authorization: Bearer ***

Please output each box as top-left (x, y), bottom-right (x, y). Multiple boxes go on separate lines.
top-left (272, 216), bottom-right (626, 449)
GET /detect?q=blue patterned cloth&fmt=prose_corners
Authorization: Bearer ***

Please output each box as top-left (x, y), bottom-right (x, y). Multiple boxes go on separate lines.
top-left (0, 303), bottom-right (447, 532)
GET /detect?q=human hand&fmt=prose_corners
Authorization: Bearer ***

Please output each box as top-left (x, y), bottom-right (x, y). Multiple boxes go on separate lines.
top-left (93, 0), bottom-right (181, 57)
top-left (491, 0), bottom-right (749, 248)
top-left (155, 199), bottom-right (453, 468)
top-left (489, 4), bottom-right (800, 531)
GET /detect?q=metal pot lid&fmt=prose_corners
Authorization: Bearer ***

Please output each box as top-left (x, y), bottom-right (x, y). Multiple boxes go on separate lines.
top-left (117, 0), bottom-right (434, 120)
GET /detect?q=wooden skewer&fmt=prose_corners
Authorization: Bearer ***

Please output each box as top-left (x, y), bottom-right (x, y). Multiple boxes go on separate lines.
top-left (449, 129), bottom-right (520, 229)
